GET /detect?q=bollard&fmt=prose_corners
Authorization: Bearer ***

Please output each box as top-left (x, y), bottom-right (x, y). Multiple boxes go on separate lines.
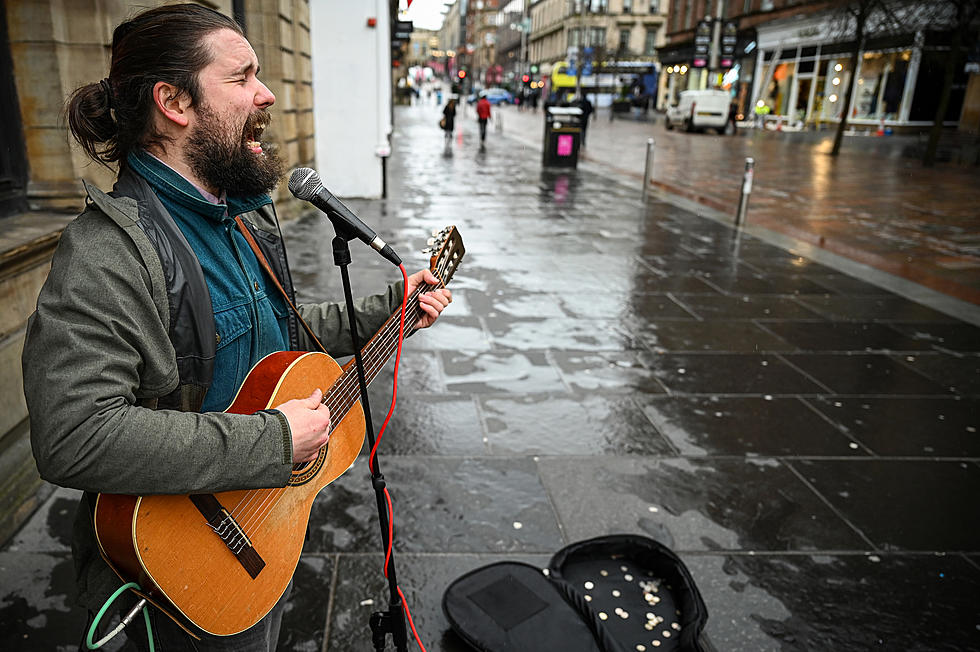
top-left (734, 157), bottom-right (754, 228)
top-left (642, 138), bottom-right (656, 203)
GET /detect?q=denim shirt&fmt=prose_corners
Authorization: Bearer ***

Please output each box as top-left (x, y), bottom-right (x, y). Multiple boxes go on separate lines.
top-left (127, 151), bottom-right (289, 412)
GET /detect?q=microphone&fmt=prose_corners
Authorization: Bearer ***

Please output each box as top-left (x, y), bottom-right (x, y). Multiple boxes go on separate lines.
top-left (288, 168), bottom-right (401, 266)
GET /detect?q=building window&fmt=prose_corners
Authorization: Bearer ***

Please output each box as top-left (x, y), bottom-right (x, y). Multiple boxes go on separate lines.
top-left (743, 0), bottom-right (753, 12)
top-left (588, 27), bottom-right (606, 46)
top-left (760, 0), bottom-right (774, 10)
top-left (645, 28), bottom-right (658, 54)
top-left (649, 0), bottom-right (659, 13)
top-left (568, 27), bottom-right (581, 48)
top-left (684, 0), bottom-right (693, 29)
top-left (624, 0), bottom-right (633, 13)
top-left (619, 28), bottom-right (631, 52)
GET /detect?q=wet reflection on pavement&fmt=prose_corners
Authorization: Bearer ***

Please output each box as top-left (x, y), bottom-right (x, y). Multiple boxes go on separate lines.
top-left (2, 103), bottom-right (978, 651)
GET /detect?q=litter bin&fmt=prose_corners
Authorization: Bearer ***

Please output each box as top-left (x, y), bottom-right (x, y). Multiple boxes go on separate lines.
top-left (542, 106), bottom-right (583, 168)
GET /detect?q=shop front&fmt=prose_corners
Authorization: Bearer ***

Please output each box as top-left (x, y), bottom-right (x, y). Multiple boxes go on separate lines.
top-left (658, 30), bottom-right (757, 119)
top-left (754, 10), bottom-right (967, 131)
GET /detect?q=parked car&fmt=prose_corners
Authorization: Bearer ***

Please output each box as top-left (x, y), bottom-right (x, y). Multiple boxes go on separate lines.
top-left (665, 90), bottom-right (730, 133)
top-left (467, 87), bottom-right (514, 105)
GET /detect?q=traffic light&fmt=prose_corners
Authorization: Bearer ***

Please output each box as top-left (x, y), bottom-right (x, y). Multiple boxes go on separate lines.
top-left (457, 70), bottom-right (467, 80)
top-left (521, 74), bottom-right (530, 84)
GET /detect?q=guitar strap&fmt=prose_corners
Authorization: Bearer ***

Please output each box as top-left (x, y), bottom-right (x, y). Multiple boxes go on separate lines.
top-left (234, 216), bottom-right (328, 354)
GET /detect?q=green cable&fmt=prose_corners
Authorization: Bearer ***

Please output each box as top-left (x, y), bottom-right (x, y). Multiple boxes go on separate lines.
top-left (85, 582), bottom-right (154, 651)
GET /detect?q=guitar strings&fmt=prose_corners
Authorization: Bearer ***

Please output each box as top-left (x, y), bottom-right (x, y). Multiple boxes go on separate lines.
top-left (233, 287), bottom-right (427, 533)
top-left (230, 280), bottom-right (439, 532)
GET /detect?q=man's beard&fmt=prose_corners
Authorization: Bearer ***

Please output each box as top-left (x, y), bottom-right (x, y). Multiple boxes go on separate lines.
top-left (185, 104), bottom-right (285, 196)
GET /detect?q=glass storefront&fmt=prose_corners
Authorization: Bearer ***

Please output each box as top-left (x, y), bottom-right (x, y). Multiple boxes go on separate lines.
top-left (754, 41), bottom-right (929, 128)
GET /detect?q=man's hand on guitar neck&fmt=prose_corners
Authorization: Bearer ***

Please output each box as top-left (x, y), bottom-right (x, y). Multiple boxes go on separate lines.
top-left (277, 388), bottom-right (331, 463)
top-left (408, 269), bottom-right (453, 329)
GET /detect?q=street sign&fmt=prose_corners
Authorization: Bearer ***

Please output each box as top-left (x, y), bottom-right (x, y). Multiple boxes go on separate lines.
top-left (720, 21), bottom-right (737, 68)
top-left (693, 20), bottom-right (711, 68)
top-left (394, 19), bottom-right (413, 41)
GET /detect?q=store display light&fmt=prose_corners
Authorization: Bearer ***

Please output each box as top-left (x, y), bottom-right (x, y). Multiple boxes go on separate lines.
top-left (832, 77), bottom-right (841, 85)
top-left (680, 65), bottom-right (688, 74)
top-left (834, 63), bottom-right (843, 72)
top-left (829, 94), bottom-right (838, 102)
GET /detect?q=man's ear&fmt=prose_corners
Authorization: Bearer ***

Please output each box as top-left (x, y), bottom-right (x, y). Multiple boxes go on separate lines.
top-left (152, 81), bottom-right (191, 127)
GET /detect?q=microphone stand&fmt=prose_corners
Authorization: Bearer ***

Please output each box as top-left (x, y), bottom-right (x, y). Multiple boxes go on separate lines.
top-left (328, 225), bottom-right (409, 652)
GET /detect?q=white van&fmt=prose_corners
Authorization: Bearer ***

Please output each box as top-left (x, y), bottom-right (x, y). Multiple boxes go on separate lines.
top-left (665, 90), bottom-right (731, 133)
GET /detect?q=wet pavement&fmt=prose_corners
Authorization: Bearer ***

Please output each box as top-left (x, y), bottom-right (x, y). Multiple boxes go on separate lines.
top-left (2, 101), bottom-right (980, 651)
top-left (493, 103), bottom-right (980, 310)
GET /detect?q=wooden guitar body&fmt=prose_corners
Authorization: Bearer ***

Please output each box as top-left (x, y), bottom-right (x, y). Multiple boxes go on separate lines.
top-left (93, 225), bottom-right (464, 636)
top-left (95, 351), bottom-right (364, 636)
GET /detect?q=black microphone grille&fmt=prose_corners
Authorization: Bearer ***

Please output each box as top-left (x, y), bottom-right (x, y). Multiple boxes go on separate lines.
top-left (288, 167), bottom-right (321, 201)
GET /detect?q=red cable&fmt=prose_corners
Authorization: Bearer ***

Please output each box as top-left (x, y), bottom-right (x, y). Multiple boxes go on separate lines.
top-left (369, 265), bottom-right (408, 468)
top-left (370, 264), bottom-right (427, 652)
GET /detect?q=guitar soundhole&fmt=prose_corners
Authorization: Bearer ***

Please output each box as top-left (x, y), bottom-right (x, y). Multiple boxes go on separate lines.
top-left (288, 445), bottom-right (326, 486)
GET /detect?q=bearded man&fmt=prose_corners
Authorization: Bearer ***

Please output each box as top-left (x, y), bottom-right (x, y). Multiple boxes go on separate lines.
top-left (21, 5), bottom-right (450, 651)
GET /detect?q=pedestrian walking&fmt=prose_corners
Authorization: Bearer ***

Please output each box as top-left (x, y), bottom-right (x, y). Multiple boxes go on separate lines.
top-left (476, 93), bottom-right (491, 146)
top-left (727, 100), bottom-right (739, 135)
top-left (754, 100), bottom-right (770, 129)
top-left (21, 4), bottom-right (452, 650)
top-left (442, 98), bottom-right (456, 149)
top-left (577, 95), bottom-right (593, 147)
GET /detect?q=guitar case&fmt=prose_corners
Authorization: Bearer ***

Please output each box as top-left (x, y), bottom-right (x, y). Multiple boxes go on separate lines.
top-left (442, 534), bottom-right (709, 652)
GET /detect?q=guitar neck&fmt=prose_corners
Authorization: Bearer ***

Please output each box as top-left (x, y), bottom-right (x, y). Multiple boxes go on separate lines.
top-left (320, 281), bottom-right (438, 429)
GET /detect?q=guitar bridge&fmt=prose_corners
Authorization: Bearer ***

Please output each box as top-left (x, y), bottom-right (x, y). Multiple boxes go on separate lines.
top-left (189, 494), bottom-right (266, 579)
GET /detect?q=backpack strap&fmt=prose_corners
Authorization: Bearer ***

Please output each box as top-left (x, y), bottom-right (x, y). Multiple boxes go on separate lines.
top-left (234, 216), bottom-right (327, 354)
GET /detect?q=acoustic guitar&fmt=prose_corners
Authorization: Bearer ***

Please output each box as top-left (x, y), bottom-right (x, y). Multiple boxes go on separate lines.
top-left (94, 226), bottom-right (464, 636)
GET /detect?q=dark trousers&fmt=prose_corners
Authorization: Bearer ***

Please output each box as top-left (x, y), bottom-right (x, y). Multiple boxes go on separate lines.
top-left (478, 118), bottom-right (488, 142)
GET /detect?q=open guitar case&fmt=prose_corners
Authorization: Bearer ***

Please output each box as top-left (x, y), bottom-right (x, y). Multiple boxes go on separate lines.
top-left (442, 534), bottom-right (709, 652)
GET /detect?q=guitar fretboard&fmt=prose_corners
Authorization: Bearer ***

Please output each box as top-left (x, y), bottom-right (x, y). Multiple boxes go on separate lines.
top-left (317, 281), bottom-right (439, 440)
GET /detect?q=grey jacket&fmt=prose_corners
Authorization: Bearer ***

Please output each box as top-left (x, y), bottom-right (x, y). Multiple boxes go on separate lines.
top-left (21, 179), bottom-right (403, 614)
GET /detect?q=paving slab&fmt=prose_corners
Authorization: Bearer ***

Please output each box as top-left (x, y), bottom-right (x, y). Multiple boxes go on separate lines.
top-left (1, 101), bottom-right (977, 651)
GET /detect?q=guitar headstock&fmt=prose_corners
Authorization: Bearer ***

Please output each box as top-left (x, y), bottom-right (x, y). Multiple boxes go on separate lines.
top-left (424, 226), bottom-right (465, 287)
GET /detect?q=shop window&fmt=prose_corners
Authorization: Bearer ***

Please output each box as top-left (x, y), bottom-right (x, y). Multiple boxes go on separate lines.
top-left (910, 49), bottom-right (966, 122)
top-left (766, 61), bottom-right (796, 115)
top-left (854, 51), bottom-right (909, 120)
top-left (821, 59), bottom-right (849, 120)
top-left (798, 60), bottom-right (815, 74)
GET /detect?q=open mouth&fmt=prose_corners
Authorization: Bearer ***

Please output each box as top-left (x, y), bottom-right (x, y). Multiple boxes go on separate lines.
top-left (244, 111), bottom-right (271, 154)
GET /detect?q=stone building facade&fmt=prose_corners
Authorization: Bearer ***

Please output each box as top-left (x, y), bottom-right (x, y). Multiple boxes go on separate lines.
top-left (0, 0), bottom-right (314, 545)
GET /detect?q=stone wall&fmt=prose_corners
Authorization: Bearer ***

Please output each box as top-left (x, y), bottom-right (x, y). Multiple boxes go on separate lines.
top-left (5, 0), bottom-right (313, 214)
top-left (0, 213), bottom-right (71, 545)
